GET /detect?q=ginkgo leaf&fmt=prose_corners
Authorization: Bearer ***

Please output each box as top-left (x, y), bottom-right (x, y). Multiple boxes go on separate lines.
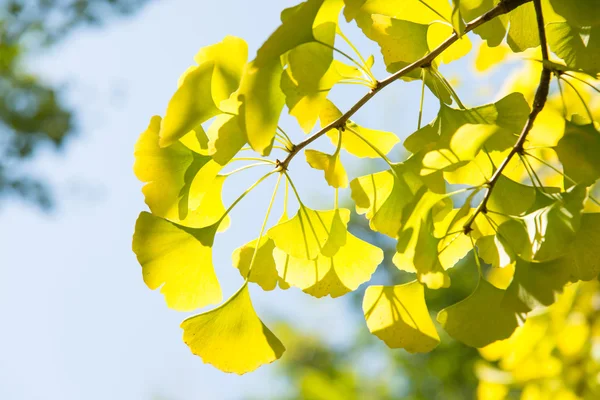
top-left (501, 185), bottom-right (586, 262)
top-left (268, 208), bottom-right (350, 260)
top-left (238, 0), bottom-right (333, 154)
top-left (453, 0), bottom-right (508, 47)
top-left (206, 113), bottom-right (246, 166)
top-left (421, 124), bottom-right (503, 175)
top-left (393, 191), bottom-right (454, 289)
top-left (427, 22), bottom-right (472, 64)
top-left (193, 35), bottom-right (249, 105)
top-left (503, 257), bottom-right (572, 313)
top-left (276, 232), bottom-right (383, 297)
top-left (549, 0), bottom-right (600, 28)
top-left (506, 2), bottom-right (539, 52)
top-left (547, 23), bottom-right (600, 74)
top-left (283, 57), bottom-right (362, 132)
top-left (134, 116), bottom-right (228, 228)
top-left (181, 283), bottom-right (285, 374)
top-left (475, 42), bottom-right (511, 72)
top-left (404, 92), bottom-right (530, 155)
top-left (554, 121), bottom-right (600, 186)
top-left (487, 175), bottom-right (536, 217)
top-left (320, 100), bottom-right (400, 158)
top-left (232, 236), bottom-right (279, 291)
top-left (363, 281), bottom-right (440, 353)
top-left (438, 278), bottom-right (519, 347)
top-left (350, 165), bottom-right (421, 238)
top-left (132, 212), bottom-right (221, 311)
top-left (477, 234), bottom-right (515, 269)
top-left (345, 0), bottom-right (453, 26)
top-left (564, 213), bottom-right (600, 281)
top-left (305, 149), bottom-right (348, 188)
top-left (159, 36), bottom-right (248, 147)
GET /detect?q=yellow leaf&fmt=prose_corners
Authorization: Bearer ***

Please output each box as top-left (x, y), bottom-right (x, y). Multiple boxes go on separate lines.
top-left (305, 149), bottom-right (348, 188)
top-left (132, 212), bottom-right (221, 311)
top-left (427, 22), bottom-right (472, 64)
top-left (363, 281), bottom-right (440, 353)
top-left (181, 283), bottom-right (285, 374)
top-left (268, 208), bottom-right (350, 260)
top-left (232, 237), bottom-right (279, 291)
top-left (320, 100), bottom-right (400, 158)
top-left (475, 41), bottom-right (510, 72)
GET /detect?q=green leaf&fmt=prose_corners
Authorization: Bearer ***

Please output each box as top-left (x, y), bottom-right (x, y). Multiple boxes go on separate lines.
top-left (320, 100), bottom-right (400, 158)
top-left (564, 213), bottom-right (600, 281)
top-left (305, 149), bottom-right (348, 188)
top-left (363, 281), bottom-right (440, 353)
top-left (437, 278), bottom-right (519, 348)
top-left (506, 2), bottom-right (540, 52)
top-left (181, 283), bottom-right (285, 374)
top-left (547, 23), bottom-right (600, 74)
top-left (405, 92), bottom-right (530, 155)
top-left (454, 0), bottom-right (508, 47)
top-left (350, 164), bottom-right (425, 238)
top-left (499, 185), bottom-right (586, 262)
top-left (487, 175), bottom-right (537, 216)
top-left (159, 36), bottom-right (248, 147)
top-left (393, 190), bottom-right (453, 289)
top-left (555, 121), bottom-right (600, 186)
top-left (503, 257), bottom-right (572, 313)
top-left (268, 208), bottom-right (351, 260)
top-left (132, 212), bottom-right (221, 311)
top-left (549, 0), bottom-right (600, 28)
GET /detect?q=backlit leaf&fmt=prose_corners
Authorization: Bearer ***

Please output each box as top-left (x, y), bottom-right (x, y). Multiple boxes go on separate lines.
top-left (232, 237), bottom-right (279, 291)
top-left (438, 278), bottom-right (519, 347)
top-left (554, 120), bottom-right (600, 186)
top-left (181, 283), bottom-right (285, 374)
top-left (132, 212), bottom-right (221, 311)
top-left (305, 148), bottom-right (348, 188)
top-left (363, 281), bottom-right (440, 353)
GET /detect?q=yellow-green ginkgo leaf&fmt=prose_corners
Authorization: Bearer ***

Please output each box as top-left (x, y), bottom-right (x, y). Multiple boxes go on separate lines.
top-left (487, 175), bottom-right (536, 217)
top-left (206, 113), bottom-right (246, 166)
top-left (193, 35), bottom-right (248, 105)
top-left (232, 236), bottom-right (279, 291)
top-left (547, 23), bottom-right (600, 75)
top-left (290, 232), bottom-right (384, 298)
top-left (477, 235), bottom-right (515, 269)
top-left (159, 36), bottom-right (248, 147)
top-left (555, 121), bottom-right (600, 186)
top-left (181, 283), bottom-right (285, 374)
top-left (455, 0), bottom-right (508, 47)
top-left (567, 213), bottom-right (600, 281)
top-left (421, 124), bottom-right (502, 175)
top-left (268, 208), bottom-right (350, 260)
top-left (393, 192), bottom-right (453, 289)
top-left (320, 100), bottom-right (400, 158)
top-left (132, 212), bottom-right (221, 311)
top-left (134, 116), bottom-right (228, 228)
top-left (305, 149), bottom-right (348, 188)
top-left (437, 278), bottom-right (519, 347)
top-left (549, 0), bottom-right (600, 28)
top-left (363, 281), bottom-right (440, 353)
top-left (345, 0), bottom-right (452, 27)
top-left (503, 257), bottom-right (572, 313)
top-left (238, 0), bottom-right (330, 155)
top-left (475, 42), bottom-right (511, 72)
top-left (283, 51), bottom-right (362, 132)
top-left (427, 22), bottom-right (472, 64)
top-left (350, 164), bottom-right (426, 238)
top-left (506, 2), bottom-right (540, 52)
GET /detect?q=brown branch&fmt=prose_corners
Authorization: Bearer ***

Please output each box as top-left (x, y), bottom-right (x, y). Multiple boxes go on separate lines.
top-left (278, 0), bottom-right (533, 170)
top-left (463, 0), bottom-right (551, 233)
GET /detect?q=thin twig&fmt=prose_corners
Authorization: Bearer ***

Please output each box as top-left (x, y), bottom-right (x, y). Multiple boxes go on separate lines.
top-left (278, 0), bottom-right (533, 171)
top-left (463, 0), bottom-right (551, 233)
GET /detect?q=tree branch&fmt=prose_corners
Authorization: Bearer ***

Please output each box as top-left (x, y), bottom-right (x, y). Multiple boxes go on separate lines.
top-left (463, 0), bottom-right (551, 233)
top-left (278, 0), bottom-right (533, 171)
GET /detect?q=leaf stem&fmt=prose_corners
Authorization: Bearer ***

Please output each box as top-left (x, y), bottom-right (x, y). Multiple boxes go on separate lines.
top-left (221, 170), bottom-right (277, 222)
top-left (560, 76), bottom-right (595, 123)
top-left (246, 173), bottom-right (282, 277)
top-left (222, 162), bottom-right (274, 177)
top-left (418, 69), bottom-right (426, 130)
top-left (345, 125), bottom-right (396, 170)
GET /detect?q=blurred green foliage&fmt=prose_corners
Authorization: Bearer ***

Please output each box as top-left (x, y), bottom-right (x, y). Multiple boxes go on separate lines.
top-left (0, 0), bottom-right (149, 208)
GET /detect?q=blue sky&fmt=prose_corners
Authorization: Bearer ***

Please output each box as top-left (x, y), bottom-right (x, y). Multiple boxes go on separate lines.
top-left (0, 1), bottom-right (507, 398)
